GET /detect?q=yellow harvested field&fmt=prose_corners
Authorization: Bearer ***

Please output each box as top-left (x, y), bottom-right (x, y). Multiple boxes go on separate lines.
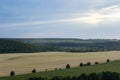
top-left (0, 51), bottom-right (120, 76)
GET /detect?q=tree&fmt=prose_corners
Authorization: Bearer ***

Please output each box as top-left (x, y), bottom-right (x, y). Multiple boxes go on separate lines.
top-left (107, 59), bottom-right (110, 62)
top-left (32, 69), bottom-right (36, 73)
top-left (95, 62), bottom-right (99, 64)
top-left (66, 64), bottom-right (70, 69)
top-left (10, 71), bottom-right (15, 76)
top-left (87, 62), bottom-right (91, 66)
top-left (79, 63), bottom-right (84, 67)
top-left (55, 68), bottom-right (57, 71)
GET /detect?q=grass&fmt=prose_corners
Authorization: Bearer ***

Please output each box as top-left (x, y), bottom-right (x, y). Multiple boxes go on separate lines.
top-left (0, 60), bottom-right (120, 80)
top-left (0, 51), bottom-right (120, 77)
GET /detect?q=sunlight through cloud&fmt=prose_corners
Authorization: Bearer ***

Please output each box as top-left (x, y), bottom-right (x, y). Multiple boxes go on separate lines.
top-left (0, 5), bottom-right (120, 28)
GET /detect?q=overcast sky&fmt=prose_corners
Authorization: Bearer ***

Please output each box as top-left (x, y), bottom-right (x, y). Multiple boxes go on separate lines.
top-left (0, 0), bottom-right (120, 39)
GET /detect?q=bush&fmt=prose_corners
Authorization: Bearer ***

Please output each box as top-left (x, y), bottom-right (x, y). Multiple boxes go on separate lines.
top-left (64, 76), bottom-right (71, 80)
top-left (107, 59), bottom-right (110, 62)
top-left (80, 63), bottom-right (84, 67)
top-left (80, 73), bottom-right (88, 80)
top-left (59, 68), bottom-right (61, 70)
top-left (45, 69), bottom-right (47, 72)
top-left (95, 62), bottom-right (99, 64)
top-left (51, 76), bottom-right (62, 80)
top-left (55, 68), bottom-right (57, 71)
top-left (88, 73), bottom-right (100, 80)
top-left (102, 71), bottom-right (119, 80)
top-left (29, 77), bottom-right (36, 80)
top-left (32, 69), bottom-right (36, 73)
top-left (71, 76), bottom-right (77, 80)
top-left (87, 62), bottom-right (91, 66)
top-left (28, 71), bottom-right (120, 80)
top-left (10, 71), bottom-right (15, 76)
top-left (66, 64), bottom-right (70, 69)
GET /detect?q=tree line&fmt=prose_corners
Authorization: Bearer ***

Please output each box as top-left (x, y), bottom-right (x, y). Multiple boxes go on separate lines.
top-left (1, 39), bottom-right (120, 53)
top-left (28, 71), bottom-right (119, 80)
top-left (10, 59), bottom-right (111, 77)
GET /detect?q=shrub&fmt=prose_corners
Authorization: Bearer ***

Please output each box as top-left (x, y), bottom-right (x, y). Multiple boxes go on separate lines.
top-left (64, 76), bottom-right (71, 80)
top-left (88, 73), bottom-right (100, 80)
top-left (32, 69), bottom-right (36, 73)
top-left (29, 77), bottom-right (36, 80)
top-left (51, 76), bottom-right (62, 80)
top-left (102, 71), bottom-right (119, 80)
top-left (55, 68), bottom-right (57, 71)
top-left (66, 64), bottom-right (70, 69)
top-left (10, 71), bottom-right (15, 76)
top-left (95, 62), bottom-right (99, 64)
top-left (80, 73), bottom-right (88, 80)
top-left (71, 76), bottom-right (77, 80)
top-left (59, 68), bottom-right (61, 70)
top-left (28, 71), bottom-right (120, 80)
top-left (80, 63), bottom-right (84, 67)
top-left (87, 62), bottom-right (91, 66)
top-left (107, 59), bottom-right (110, 62)
top-left (45, 69), bottom-right (47, 72)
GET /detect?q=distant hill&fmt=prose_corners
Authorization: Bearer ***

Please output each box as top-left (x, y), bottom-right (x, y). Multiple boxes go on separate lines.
top-left (0, 38), bottom-right (120, 53)
top-left (0, 39), bottom-right (57, 53)
top-left (13, 38), bottom-right (120, 52)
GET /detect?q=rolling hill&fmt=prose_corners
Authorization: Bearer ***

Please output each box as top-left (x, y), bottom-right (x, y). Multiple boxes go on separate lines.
top-left (0, 39), bottom-right (57, 53)
top-left (0, 38), bottom-right (120, 53)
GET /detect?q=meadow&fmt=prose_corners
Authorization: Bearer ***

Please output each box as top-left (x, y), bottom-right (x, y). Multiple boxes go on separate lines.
top-left (0, 51), bottom-right (120, 77)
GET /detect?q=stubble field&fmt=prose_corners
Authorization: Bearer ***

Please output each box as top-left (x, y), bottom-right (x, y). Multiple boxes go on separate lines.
top-left (0, 51), bottom-right (120, 77)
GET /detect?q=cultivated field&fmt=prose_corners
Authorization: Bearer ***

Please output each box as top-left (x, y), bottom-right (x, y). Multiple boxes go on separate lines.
top-left (0, 51), bottom-right (120, 77)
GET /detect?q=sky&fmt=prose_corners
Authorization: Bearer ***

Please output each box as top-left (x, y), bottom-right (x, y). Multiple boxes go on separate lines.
top-left (0, 0), bottom-right (120, 39)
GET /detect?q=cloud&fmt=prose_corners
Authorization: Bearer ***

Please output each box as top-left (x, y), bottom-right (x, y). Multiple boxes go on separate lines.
top-left (0, 5), bottom-right (120, 28)
top-left (100, 5), bottom-right (120, 11)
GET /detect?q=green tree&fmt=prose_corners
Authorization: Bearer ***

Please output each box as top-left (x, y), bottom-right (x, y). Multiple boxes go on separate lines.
top-left (107, 59), bottom-right (110, 63)
top-left (80, 63), bottom-right (84, 67)
top-left (32, 69), bottom-right (36, 73)
top-left (10, 71), bottom-right (15, 76)
top-left (66, 64), bottom-right (70, 69)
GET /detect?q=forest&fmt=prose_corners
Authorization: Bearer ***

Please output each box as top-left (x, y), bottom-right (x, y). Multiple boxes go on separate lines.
top-left (0, 38), bottom-right (120, 53)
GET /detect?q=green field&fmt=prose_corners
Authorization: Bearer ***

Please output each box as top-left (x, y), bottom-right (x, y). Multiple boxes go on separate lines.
top-left (0, 60), bottom-right (120, 80)
top-left (0, 51), bottom-right (120, 77)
